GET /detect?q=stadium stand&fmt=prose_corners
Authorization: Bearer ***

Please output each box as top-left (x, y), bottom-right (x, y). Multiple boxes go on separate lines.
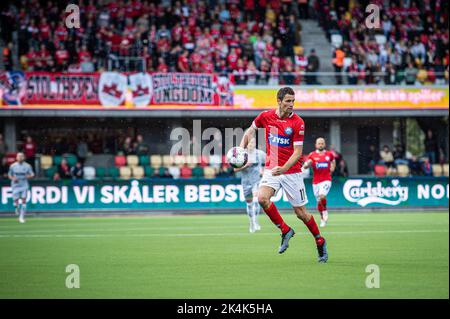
top-left (4, 0), bottom-right (445, 84)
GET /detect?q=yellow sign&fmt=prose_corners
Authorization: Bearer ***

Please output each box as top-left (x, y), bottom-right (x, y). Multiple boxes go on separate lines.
top-left (233, 88), bottom-right (449, 110)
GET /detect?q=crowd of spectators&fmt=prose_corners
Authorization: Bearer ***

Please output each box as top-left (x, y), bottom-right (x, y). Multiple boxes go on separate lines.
top-left (1, 0), bottom-right (308, 85)
top-left (317, 0), bottom-right (449, 85)
top-left (2, 0), bottom-right (448, 86)
top-left (368, 135), bottom-right (447, 177)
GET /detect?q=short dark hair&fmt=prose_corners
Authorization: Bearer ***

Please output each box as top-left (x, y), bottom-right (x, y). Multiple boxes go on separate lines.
top-left (277, 87), bottom-right (295, 102)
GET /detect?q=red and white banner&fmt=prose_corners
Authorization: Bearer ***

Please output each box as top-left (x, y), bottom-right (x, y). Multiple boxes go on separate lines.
top-left (1, 71), bottom-right (234, 108)
top-left (25, 72), bottom-right (100, 104)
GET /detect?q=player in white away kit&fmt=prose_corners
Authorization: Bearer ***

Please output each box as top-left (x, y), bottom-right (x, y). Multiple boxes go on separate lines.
top-left (234, 138), bottom-right (266, 233)
top-left (8, 152), bottom-right (34, 223)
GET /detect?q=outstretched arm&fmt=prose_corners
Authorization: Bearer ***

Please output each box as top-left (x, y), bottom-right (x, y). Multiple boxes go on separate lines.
top-left (239, 126), bottom-right (256, 149)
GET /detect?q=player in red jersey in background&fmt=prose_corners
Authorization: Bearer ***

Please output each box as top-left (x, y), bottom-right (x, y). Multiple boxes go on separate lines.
top-left (303, 138), bottom-right (336, 227)
top-left (239, 87), bottom-right (328, 263)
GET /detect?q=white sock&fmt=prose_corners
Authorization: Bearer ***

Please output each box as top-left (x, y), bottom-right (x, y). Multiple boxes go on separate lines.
top-left (20, 204), bottom-right (26, 219)
top-left (253, 198), bottom-right (261, 216)
top-left (246, 202), bottom-right (254, 220)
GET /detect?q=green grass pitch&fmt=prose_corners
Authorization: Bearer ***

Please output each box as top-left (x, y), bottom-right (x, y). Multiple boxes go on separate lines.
top-left (0, 211), bottom-right (448, 298)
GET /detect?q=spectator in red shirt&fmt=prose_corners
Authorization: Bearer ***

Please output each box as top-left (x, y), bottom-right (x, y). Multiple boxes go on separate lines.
top-left (54, 21), bottom-right (68, 43)
top-left (156, 57), bottom-right (168, 73)
top-left (78, 45), bottom-right (92, 64)
top-left (55, 43), bottom-right (69, 71)
top-left (177, 50), bottom-right (190, 72)
top-left (25, 47), bottom-right (37, 71)
top-left (201, 59), bottom-right (215, 74)
top-left (227, 48), bottom-right (239, 70)
top-left (36, 43), bottom-right (51, 71)
top-left (190, 50), bottom-right (202, 72)
top-left (38, 18), bottom-right (51, 45)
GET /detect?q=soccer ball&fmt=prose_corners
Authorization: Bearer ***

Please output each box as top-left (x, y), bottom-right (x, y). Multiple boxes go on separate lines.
top-left (226, 147), bottom-right (248, 169)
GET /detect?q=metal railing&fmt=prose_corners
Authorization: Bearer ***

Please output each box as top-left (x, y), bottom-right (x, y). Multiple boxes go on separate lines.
top-left (229, 71), bottom-right (449, 86)
top-left (107, 55), bottom-right (146, 72)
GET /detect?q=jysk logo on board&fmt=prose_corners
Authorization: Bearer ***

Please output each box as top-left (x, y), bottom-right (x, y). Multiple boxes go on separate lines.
top-left (268, 133), bottom-right (291, 147)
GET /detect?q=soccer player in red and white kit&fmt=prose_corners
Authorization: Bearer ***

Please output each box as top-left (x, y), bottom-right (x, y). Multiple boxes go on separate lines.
top-left (239, 87), bottom-right (328, 262)
top-left (302, 138), bottom-right (336, 228)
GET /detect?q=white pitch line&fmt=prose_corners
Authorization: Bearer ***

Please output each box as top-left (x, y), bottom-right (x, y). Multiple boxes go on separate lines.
top-left (0, 229), bottom-right (447, 238)
top-left (0, 225), bottom-right (246, 234)
top-left (2, 223), bottom-right (447, 234)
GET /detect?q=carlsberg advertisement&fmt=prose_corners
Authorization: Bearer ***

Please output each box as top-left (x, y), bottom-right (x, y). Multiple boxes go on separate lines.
top-left (0, 177), bottom-right (448, 213)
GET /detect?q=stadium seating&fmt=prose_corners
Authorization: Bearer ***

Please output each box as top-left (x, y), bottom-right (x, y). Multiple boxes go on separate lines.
top-left (443, 164), bottom-right (449, 177)
top-left (162, 155), bottom-right (174, 167)
top-left (174, 155), bottom-right (186, 167)
top-left (131, 166), bottom-right (144, 179)
top-left (209, 155), bottom-right (222, 168)
top-left (119, 166), bottom-right (132, 179)
top-left (53, 155), bottom-right (62, 166)
top-left (96, 167), bottom-right (106, 179)
top-left (186, 155), bottom-right (199, 168)
top-left (108, 167), bottom-right (120, 179)
top-left (40, 155), bottom-right (53, 169)
top-left (200, 156), bottom-right (209, 167)
top-left (432, 164), bottom-right (443, 177)
top-left (65, 154), bottom-right (78, 166)
top-left (126, 155), bottom-right (139, 167)
top-left (374, 165), bottom-right (386, 177)
top-left (386, 167), bottom-right (398, 176)
top-left (397, 165), bottom-right (410, 177)
top-left (168, 166), bottom-right (181, 179)
top-left (139, 155), bottom-right (150, 166)
top-left (203, 167), bottom-right (216, 179)
top-left (114, 156), bottom-right (126, 167)
top-left (150, 155), bottom-right (162, 168)
top-left (44, 166), bottom-right (57, 179)
top-left (157, 167), bottom-right (167, 177)
top-left (192, 166), bottom-right (204, 178)
top-left (180, 166), bottom-right (192, 178)
top-left (83, 166), bottom-right (96, 180)
top-left (144, 166), bottom-right (154, 177)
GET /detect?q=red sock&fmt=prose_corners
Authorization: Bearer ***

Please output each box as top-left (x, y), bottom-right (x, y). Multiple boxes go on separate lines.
top-left (317, 201), bottom-right (324, 216)
top-left (321, 198), bottom-right (327, 210)
top-left (304, 215), bottom-right (321, 240)
top-left (264, 202), bottom-right (290, 234)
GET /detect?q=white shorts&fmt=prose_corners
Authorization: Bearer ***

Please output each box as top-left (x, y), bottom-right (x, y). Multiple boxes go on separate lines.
top-left (260, 169), bottom-right (308, 207)
top-left (12, 188), bottom-right (28, 201)
top-left (313, 181), bottom-right (332, 201)
top-left (242, 181), bottom-right (260, 199)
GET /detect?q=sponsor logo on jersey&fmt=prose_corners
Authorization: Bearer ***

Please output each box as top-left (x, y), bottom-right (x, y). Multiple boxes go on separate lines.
top-left (268, 133), bottom-right (291, 147)
top-left (284, 127), bottom-right (293, 135)
top-left (316, 162), bottom-right (329, 168)
top-left (343, 179), bottom-right (409, 207)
